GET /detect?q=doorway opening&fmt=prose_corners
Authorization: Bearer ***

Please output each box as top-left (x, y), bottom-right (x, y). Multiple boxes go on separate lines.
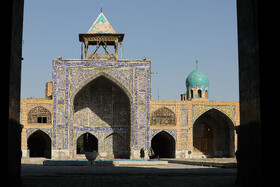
top-left (193, 109), bottom-right (235, 157)
top-left (151, 131), bottom-right (175, 158)
top-left (27, 130), bottom-right (51, 158)
top-left (193, 123), bottom-right (214, 155)
top-left (76, 133), bottom-right (98, 154)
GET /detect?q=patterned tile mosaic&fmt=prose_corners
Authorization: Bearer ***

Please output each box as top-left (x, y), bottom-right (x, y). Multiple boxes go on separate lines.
top-left (192, 105), bottom-right (236, 123)
top-left (52, 60), bottom-right (151, 151)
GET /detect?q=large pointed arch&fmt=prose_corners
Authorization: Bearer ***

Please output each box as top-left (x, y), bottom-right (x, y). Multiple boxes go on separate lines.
top-left (70, 71), bottom-right (133, 105)
top-left (193, 108), bottom-right (235, 157)
top-left (192, 105), bottom-right (236, 125)
top-left (69, 72), bottom-right (132, 158)
top-left (72, 75), bottom-right (131, 128)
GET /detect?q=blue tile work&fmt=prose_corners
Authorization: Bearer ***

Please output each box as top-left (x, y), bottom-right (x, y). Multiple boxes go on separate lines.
top-left (52, 60), bottom-right (151, 151)
top-left (73, 127), bottom-right (129, 132)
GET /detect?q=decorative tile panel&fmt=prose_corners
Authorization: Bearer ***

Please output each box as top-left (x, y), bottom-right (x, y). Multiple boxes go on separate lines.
top-left (151, 105), bottom-right (176, 113)
top-left (180, 129), bottom-right (188, 150)
top-left (138, 71), bottom-right (146, 91)
top-left (151, 107), bottom-right (176, 125)
top-left (192, 105), bottom-right (236, 123)
top-left (180, 105), bottom-right (188, 126)
top-left (150, 129), bottom-right (176, 141)
top-left (52, 60), bottom-right (151, 151)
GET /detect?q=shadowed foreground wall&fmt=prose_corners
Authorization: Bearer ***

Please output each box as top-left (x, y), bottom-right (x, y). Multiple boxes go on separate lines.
top-left (236, 0), bottom-right (262, 186)
top-left (8, 0), bottom-right (24, 186)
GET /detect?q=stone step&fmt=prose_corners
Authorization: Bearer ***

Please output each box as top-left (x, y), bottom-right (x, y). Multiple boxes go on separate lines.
top-left (21, 157), bottom-right (46, 164)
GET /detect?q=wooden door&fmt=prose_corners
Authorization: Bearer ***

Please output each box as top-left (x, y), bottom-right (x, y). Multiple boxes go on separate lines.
top-left (193, 138), bottom-right (214, 154)
top-left (193, 123), bottom-right (214, 155)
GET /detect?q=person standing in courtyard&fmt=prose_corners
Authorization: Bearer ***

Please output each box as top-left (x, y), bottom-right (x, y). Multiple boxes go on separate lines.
top-left (148, 147), bottom-right (155, 159)
top-left (140, 148), bottom-right (145, 159)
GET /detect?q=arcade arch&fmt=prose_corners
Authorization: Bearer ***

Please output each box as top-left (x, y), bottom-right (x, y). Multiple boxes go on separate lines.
top-left (151, 131), bottom-right (175, 158)
top-left (76, 132), bottom-right (98, 154)
top-left (27, 130), bottom-right (51, 158)
top-left (193, 108), bottom-right (235, 157)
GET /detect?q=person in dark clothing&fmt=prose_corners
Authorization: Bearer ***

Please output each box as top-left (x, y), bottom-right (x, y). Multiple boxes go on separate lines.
top-left (148, 147), bottom-right (155, 159)
top-left (140, 148), bottom-right (145, 159)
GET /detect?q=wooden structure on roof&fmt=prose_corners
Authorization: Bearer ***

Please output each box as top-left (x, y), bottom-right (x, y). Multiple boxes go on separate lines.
top-left (79, 12), bottom-right (124, 60)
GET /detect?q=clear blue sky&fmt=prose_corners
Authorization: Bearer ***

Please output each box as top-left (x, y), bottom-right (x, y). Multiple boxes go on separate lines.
top-left (21, 0), bottom-right (239, 101)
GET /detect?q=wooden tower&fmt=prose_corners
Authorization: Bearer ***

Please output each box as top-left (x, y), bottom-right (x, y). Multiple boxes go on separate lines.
top-left (79, 10), bottom-right (124, 60)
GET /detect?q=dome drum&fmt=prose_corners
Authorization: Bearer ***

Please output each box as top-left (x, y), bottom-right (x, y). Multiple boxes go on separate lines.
top-left (187, 86), bottom-right (209, 100)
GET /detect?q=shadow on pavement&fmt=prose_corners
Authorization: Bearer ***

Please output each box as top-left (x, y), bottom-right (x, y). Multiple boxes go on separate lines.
top-left (21, 163), bottom-right (237, 187)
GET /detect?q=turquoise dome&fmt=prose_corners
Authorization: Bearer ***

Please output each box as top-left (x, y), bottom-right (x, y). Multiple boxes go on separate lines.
top-left (186, 69), bottom-right (209, 87)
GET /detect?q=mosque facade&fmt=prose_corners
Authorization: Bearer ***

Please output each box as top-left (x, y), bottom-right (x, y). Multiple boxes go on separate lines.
top-left (20, 11), bottom-right (239, 160)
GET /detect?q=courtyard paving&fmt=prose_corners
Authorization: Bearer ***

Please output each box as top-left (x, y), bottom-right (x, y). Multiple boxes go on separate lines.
top-left (21, 162), bottom-right (237, 186)
top-left (164, 157), bottom-right (237, 168)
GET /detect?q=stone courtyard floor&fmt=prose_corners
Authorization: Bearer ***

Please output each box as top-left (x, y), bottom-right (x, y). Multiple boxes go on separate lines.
top-left (164, 157), bottom-right (237, 168)
top-left (21, 160), bottom-right (238, 186)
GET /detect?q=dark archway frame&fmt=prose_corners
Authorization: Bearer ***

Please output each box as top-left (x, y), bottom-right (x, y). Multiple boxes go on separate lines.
top-left (27, 130), bottom-right (52, 158)
top-left (69, 71), bottom-right (134, 157)
top-left (76, 132), bottom-right (98, 154)
top-left (193, 108), bottom-right (235, 157)
top-left (151, 131), bottom-right (176, 158)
